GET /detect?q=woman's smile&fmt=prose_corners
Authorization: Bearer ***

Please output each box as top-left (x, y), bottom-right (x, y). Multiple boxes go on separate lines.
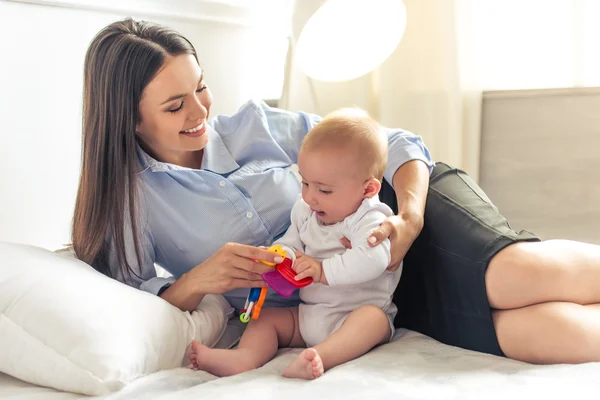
top-left (180, 121), bottom-right (206, 137)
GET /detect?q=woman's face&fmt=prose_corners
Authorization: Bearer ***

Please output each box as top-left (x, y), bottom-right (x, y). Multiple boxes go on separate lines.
top-left (136, 54), bottom-right (212, 168)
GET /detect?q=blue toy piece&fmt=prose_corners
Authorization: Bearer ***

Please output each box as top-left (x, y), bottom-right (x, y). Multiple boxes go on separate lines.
top-left (240, 287), bottom-right (265, 323)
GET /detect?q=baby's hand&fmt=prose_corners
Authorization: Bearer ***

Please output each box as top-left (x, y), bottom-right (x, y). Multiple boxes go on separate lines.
top-left (293, 251), bottom-right (326, 284)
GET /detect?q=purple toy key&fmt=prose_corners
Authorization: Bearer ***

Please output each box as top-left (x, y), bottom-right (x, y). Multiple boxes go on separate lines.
top-left (262, 270), bottom-right (297, 297)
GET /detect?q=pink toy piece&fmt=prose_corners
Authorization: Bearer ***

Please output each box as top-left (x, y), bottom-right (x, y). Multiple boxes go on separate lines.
top-left (262, 270), bottom-right (298, 297)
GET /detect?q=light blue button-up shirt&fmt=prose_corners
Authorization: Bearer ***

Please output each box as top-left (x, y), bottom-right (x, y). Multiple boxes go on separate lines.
top-left (107, 99), bottom-right (433, 310)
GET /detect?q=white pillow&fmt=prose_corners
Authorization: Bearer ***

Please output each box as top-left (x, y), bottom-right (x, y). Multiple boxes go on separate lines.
top-left (0, 242), bottom-right (233, 396)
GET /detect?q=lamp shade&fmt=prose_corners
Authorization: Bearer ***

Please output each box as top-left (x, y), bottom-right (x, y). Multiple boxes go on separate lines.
top-left (294, 0), bottom-right (406, 82)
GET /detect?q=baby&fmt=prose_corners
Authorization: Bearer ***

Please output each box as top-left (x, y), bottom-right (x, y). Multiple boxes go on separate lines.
top-left (189, 108), bottom-right (401, 380)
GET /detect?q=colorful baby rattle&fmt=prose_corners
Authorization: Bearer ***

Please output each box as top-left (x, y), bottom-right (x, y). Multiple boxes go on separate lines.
top-left (239, 245), bottom-right (313, 323)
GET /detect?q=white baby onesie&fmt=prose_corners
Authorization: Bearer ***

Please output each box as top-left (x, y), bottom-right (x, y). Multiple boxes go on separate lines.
top-left (275, 196), bottom-right (402, 347)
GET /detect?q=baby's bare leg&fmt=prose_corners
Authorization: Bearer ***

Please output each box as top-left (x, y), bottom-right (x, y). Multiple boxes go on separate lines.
top-left (190, 307), bottom-right (304, 377)
top-left (283, 305), bottom-right (390, 380)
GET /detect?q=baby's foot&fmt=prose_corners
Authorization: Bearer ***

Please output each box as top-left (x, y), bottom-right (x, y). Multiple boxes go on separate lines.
top-left (188, 341), bottom-right (258, 377)
top-left (283, 348), bottom-right (324, 380)
top-left (188, 341), bottom-right (208, 370)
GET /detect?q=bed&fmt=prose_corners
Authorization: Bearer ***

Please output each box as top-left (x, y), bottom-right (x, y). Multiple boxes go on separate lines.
top-left (2, 328), bottom-right (599, 400)
top-left (2, 242), bottom-right (599, 399)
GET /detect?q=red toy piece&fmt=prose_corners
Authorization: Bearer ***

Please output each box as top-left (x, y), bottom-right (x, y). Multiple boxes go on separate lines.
top-left (276, 258), bottom-right (312, 288)
top-left (262, 257), bottom-right (313, 297)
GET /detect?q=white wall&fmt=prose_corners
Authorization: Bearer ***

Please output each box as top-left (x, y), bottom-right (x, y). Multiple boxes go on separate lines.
top-left (0, 0), bottom-right (291, 250)
top-left (479, 87), bottom-right (600, 245)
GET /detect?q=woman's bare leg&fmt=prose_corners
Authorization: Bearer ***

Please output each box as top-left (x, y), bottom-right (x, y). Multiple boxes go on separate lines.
top-left (486, 240), bottom-right (600, 309)
top-left (493, 303), bottom-right (600, 364)
top-left (486, 240), bottom-right (600, 364)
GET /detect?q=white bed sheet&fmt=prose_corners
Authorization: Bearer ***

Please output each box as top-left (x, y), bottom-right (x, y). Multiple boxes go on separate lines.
top-left (2, 329), bottom-right (599, 400)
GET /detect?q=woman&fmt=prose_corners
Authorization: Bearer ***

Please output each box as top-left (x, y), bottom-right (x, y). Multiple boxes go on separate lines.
top-left (73, 18), bottom-right (600, 365)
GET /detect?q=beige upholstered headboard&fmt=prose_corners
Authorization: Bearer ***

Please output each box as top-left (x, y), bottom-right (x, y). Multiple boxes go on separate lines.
top-left (479, 87), bottom-right (600, 245)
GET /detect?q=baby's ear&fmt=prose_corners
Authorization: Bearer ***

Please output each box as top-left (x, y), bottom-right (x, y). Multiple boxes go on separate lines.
top-left (363, 178), bottom-right (381, 198)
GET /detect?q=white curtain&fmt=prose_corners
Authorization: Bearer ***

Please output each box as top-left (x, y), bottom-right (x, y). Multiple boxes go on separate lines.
top-left (284, 0), bottom-right (600, 182)
top-left (377, 0), bottom-right (481, 180)
top-left (284, 0), bottom-right (482, 179)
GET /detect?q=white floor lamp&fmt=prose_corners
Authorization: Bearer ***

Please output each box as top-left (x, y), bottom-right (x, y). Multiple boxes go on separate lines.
top-left (280, 0), bottom-right (406, 119)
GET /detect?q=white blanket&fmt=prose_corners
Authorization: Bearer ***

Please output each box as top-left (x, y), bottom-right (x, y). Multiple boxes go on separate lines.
top-left (2, 329), bottom-right (599, 400)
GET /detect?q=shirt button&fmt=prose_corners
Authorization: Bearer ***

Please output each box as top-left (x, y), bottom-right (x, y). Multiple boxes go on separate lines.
top-left (265, 239), bottom-right (272, 245)
top-left (219, 181), bottom-right (226, 187)
top-left (246, 212), bottom-right (253, 219)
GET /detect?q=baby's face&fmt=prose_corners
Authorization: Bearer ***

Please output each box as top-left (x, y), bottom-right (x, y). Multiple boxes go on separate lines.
top-left (297, 148), bottom-right (366, 225)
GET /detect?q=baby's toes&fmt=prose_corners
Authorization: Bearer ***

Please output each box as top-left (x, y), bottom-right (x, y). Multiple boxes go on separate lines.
top-left (311, 357), bottom-right (323, 378)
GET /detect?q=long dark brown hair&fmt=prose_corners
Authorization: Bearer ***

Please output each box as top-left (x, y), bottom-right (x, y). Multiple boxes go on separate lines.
top-left (72, 19), bottom-right (197, 279)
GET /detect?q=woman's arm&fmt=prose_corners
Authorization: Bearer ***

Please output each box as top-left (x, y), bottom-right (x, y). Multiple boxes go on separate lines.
top-left (389, 159), bottom-right (429, 268)
top-left (158, 243), bottom-right (285, 312)
top-left (368, 160), bottom-right (430, 270)
top-left (104, 226), bottom-right (204, 311)
top-left (158, 274), bottom-right (206, 312)
top-left (103, 212), bottom-right (285, 312)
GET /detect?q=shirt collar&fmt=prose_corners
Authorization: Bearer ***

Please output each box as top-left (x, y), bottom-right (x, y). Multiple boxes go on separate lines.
top-left (201, 127), bottom-right (240, 174)
top-left (136, 127), bottom-right (239, 174)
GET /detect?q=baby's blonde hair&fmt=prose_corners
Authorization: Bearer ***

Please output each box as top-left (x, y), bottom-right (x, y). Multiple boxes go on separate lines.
top-left (301, 108), bottom-right (388, 181)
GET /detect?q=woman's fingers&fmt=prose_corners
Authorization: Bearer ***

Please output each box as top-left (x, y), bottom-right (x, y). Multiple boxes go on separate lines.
top-left (231, 255), bottom-right (272, 275)
top-left (381, 216), bottom-right (409, 270)
top-left (368, 218), bottom-right (397, 246)
top-left (340, 237), bottom-right (352, 249)
top-left (227, 261), bottom-right (268, 289)
top-left (230, 243), bottom-right (284, 264)
top-left (386, 262), bottom-right (402, 272)
top-left (230, 265), bottom-right (263, 281)
top-left (230, 278), bottom-right (268, 289)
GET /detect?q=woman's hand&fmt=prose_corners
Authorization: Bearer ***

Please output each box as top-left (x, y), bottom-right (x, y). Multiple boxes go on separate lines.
top-left (190, 243), bottom-right (284, 293)
top-left (340, 160), bottom-right (428, 272)
top-left (338, 213), bottom-right (422, 272)
top-left (160, 243), bottom-right (283, 311)
top-left (367, 213), bottom-right (423, 271)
